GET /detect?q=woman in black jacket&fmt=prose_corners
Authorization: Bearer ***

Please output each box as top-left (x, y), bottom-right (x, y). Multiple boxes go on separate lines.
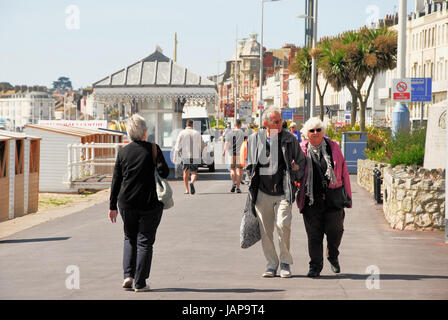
top-left (109, 114), bottom-right (169, 292)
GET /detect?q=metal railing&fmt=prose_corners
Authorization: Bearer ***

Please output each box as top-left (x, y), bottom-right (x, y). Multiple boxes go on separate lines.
top-left (66, 143), bottom-right (126, 189)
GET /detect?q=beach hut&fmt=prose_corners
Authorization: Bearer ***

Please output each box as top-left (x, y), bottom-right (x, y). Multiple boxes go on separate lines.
top-left (24, 125), bottom-right (122, 192)
top-left (0, 131), bottom-right (41, 222)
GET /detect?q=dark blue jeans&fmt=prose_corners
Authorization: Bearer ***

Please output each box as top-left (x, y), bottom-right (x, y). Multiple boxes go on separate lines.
top-left (119, 206), bottom-right (163, 289)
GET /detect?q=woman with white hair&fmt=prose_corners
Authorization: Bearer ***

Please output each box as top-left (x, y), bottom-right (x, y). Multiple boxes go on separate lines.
top-left (109, 114), bottom-right (169, 292)
top-left (296, 117), bottom-right (352, 278)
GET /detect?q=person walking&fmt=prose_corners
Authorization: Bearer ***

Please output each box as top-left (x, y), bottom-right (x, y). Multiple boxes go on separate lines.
top-left (296, 117), bottom-right (352, 278)
top-left (289, 122), bottom-right (302, 143)
top-left (109, 114), bottom-right (170, 292)
top-left (239, 135), bottom-right (249, 185)
top-left (246, 107), bottom-right (306, 278)
top-left (174, 119), bottom-right (205, 195)
top-left (222, 119), bottom-right (245, 193)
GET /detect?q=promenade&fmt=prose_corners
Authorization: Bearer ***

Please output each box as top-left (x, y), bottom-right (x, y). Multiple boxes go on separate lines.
top-left (0, 167), bottom-right (447, 300)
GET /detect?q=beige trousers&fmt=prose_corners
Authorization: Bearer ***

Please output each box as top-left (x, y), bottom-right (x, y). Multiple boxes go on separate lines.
top-left (255, 190), bottom-right (293, 270)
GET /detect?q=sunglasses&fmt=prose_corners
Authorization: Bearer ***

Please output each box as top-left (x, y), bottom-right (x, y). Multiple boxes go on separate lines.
top-left (309, 128), bottom-right (322, 133)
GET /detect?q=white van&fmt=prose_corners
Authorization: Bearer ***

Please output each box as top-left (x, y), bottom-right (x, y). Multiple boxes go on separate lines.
top-left (181, 106), bottom-right (215, 172)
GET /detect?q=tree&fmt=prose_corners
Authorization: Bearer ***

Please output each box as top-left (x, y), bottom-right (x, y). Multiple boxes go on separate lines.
top-left (320, 36), bottom-right (360, 126)
top-left (340, 28), bottom-right (397, 131)
top-left (52, 76), bottom-right (72, 91)
top-left (290, 46), bottom-right (329, 121)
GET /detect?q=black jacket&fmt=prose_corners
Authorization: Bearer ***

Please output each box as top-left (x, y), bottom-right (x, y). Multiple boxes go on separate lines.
top-left (246, 129), bottom-right (306, 214)
top-left (110, 141), bottom-right (169, 211)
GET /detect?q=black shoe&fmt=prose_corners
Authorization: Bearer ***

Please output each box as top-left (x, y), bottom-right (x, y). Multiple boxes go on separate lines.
top-left (190, 183), bottom-right (195, 195)
top-left (230, 185), bottom-right (236, 193)
top-left (236, 188), bottom-right (242, 193)
top-left (328, 259), bottom-right (340, 274)
top-left (307, 268), bottom-right (321, 278)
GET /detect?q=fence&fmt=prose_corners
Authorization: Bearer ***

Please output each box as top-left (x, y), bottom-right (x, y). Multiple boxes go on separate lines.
top-left (66, 143), bottom-right (126, 189)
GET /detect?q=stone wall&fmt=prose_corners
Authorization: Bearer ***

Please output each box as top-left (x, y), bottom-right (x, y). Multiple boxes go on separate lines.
top-left (357, 160), bottom-right (445, 231)
top-left (357, 159), bottom-right (387, 194)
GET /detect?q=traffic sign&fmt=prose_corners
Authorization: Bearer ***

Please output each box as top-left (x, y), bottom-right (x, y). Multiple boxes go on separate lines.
top-left (282, 108), bottom-right (294, 120)
top-left (392, 78), bottom-right (411, 102)
top-left (238, 101), bottom-right (252, 116)
top-left (411, 78), bottom-right (432, 102)
top-left (257, 100), bottom-right (264, 110)
top-left (224, 103), bottom-right (235, 117)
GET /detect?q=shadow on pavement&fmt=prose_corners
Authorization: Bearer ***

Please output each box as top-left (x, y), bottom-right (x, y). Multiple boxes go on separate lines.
top-left (291, 273), bottom-right (448, 280)
top-left (196, 192), bottom-right (248, 195)
top-left (0, 237), bottom-right (71, 244)
top-left (150, 288), bottom-right (285, 293)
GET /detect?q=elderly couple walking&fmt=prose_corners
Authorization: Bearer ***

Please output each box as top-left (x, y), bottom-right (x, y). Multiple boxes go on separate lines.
top-left (108, 108), bottom-right (352, 292)
top-left (246, 107), bottom-right (352, 279)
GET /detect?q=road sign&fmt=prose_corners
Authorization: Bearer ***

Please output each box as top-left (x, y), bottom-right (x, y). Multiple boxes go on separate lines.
top-left (392, 78), bottom-right (411, 102)
top-left (411, 78), bottom-right (432, 102)
top-left (238, 101), bottom-right (252, 117)
top-left (224, 103), bottom-right (235, 117)
top-left (257, 101), bottom-right (264, 110)
top-left (344, 111), bottom-right (351, 122)
top-left (282, 108), bottom-right (294, 120)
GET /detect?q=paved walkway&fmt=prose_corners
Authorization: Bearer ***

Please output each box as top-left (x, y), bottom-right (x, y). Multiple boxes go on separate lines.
top-left (0, 168), bottom-right (447, 300)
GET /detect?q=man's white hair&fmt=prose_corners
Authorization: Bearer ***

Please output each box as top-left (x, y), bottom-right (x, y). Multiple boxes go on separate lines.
top-left (262, 106), bottom-right (282, 123)
top-left (300, 117), bottom-right (326, 138)
top-left (126, 114), bottom-right (147, 141)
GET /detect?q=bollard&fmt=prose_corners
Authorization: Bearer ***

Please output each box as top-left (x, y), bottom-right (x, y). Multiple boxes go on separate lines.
top-left (373, 168), bottom-right (383, 204)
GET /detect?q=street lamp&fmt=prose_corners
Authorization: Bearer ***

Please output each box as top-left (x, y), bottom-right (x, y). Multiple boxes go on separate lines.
top-left (297, 0), bottom-right (318, 119)
top-left (259, 0), bottom-right (281, 127)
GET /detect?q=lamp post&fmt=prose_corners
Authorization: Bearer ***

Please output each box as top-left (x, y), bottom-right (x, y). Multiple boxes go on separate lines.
top-left (392, 0), bottom-right (410, 135)
top-left (259, 0), bottom-right (281, 127)
top-left (297, 0), bottom-right (317, 119)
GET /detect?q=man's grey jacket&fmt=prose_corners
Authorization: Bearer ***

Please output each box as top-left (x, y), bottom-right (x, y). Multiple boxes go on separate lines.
top-left (246, 129), bottom-right (306, 215)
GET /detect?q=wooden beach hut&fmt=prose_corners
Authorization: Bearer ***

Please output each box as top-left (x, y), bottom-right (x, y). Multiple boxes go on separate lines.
top-left (0, 131), bottom-right (41, 222)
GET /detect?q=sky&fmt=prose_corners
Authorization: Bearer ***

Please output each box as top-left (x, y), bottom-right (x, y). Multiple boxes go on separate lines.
top-left (0, 0), bottom-right (416, 89)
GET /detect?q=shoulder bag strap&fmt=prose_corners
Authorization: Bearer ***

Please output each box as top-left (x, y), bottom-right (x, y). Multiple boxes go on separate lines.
top-left (152, 143), bottom-right (157, 166)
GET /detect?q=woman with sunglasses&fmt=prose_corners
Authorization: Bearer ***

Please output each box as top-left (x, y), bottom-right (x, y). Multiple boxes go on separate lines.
top-left (296, 117), bottom-right (352, 278)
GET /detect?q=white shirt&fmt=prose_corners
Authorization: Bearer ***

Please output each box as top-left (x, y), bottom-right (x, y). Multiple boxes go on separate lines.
top-left (174, 127), bottom-right (205, 160)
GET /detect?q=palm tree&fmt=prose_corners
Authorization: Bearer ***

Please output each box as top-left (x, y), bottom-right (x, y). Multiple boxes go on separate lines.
top-left (341, 27), bottom-right (397, 131)
top-left (320, 35), bottom-right (360, 126)
top-left (290, 46), bottom-right (329, 121)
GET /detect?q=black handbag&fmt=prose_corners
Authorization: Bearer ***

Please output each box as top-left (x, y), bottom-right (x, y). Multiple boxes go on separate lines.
top-left (325, 185), bottom-right (352, 209)
top-left (311, 150), bottom-right (351, 210)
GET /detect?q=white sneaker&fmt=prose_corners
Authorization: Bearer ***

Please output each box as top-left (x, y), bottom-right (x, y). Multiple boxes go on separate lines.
top-left (262, 268), bottom-right (277, 278)
top-left (134, 285), bottom-right (150, 292)
top-left (280, 263), bottom-right (292, 278)
top-left (122, 277), bottom-right (134, 289)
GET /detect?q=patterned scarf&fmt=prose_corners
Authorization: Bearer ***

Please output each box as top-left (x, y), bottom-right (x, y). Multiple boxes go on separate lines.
top-left (305, 139), bottom-right (337, 206)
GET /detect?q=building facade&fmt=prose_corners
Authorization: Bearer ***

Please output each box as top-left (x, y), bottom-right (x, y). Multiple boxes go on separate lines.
top-left (0, 89), bottom-right (54, 131)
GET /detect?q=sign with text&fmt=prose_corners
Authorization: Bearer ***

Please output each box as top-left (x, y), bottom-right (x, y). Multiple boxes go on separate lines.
top-left (224, 103), bottom-right (235, 118)
top-left (281, 108), bottom-right (294, 120)
top-left (38, 120), bottom-right (108, 128)
top-left (392, 78), bottom-right (411, 102)
top-left (238, 101), bottom-right (252, 117)
top-left (411, 78), bottom-right (432, 102)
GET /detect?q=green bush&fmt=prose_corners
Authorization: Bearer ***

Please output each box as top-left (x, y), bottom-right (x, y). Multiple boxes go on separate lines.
top-left (327, 122), bottom-right (425, 166)
top-left (386, 128), bottom-right (426, 166)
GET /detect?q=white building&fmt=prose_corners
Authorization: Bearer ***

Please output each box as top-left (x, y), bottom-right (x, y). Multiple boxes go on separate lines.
top-left (0, 91), bottom-right (54, 130)
top-left (380, 0), bottom-right (448, 126)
